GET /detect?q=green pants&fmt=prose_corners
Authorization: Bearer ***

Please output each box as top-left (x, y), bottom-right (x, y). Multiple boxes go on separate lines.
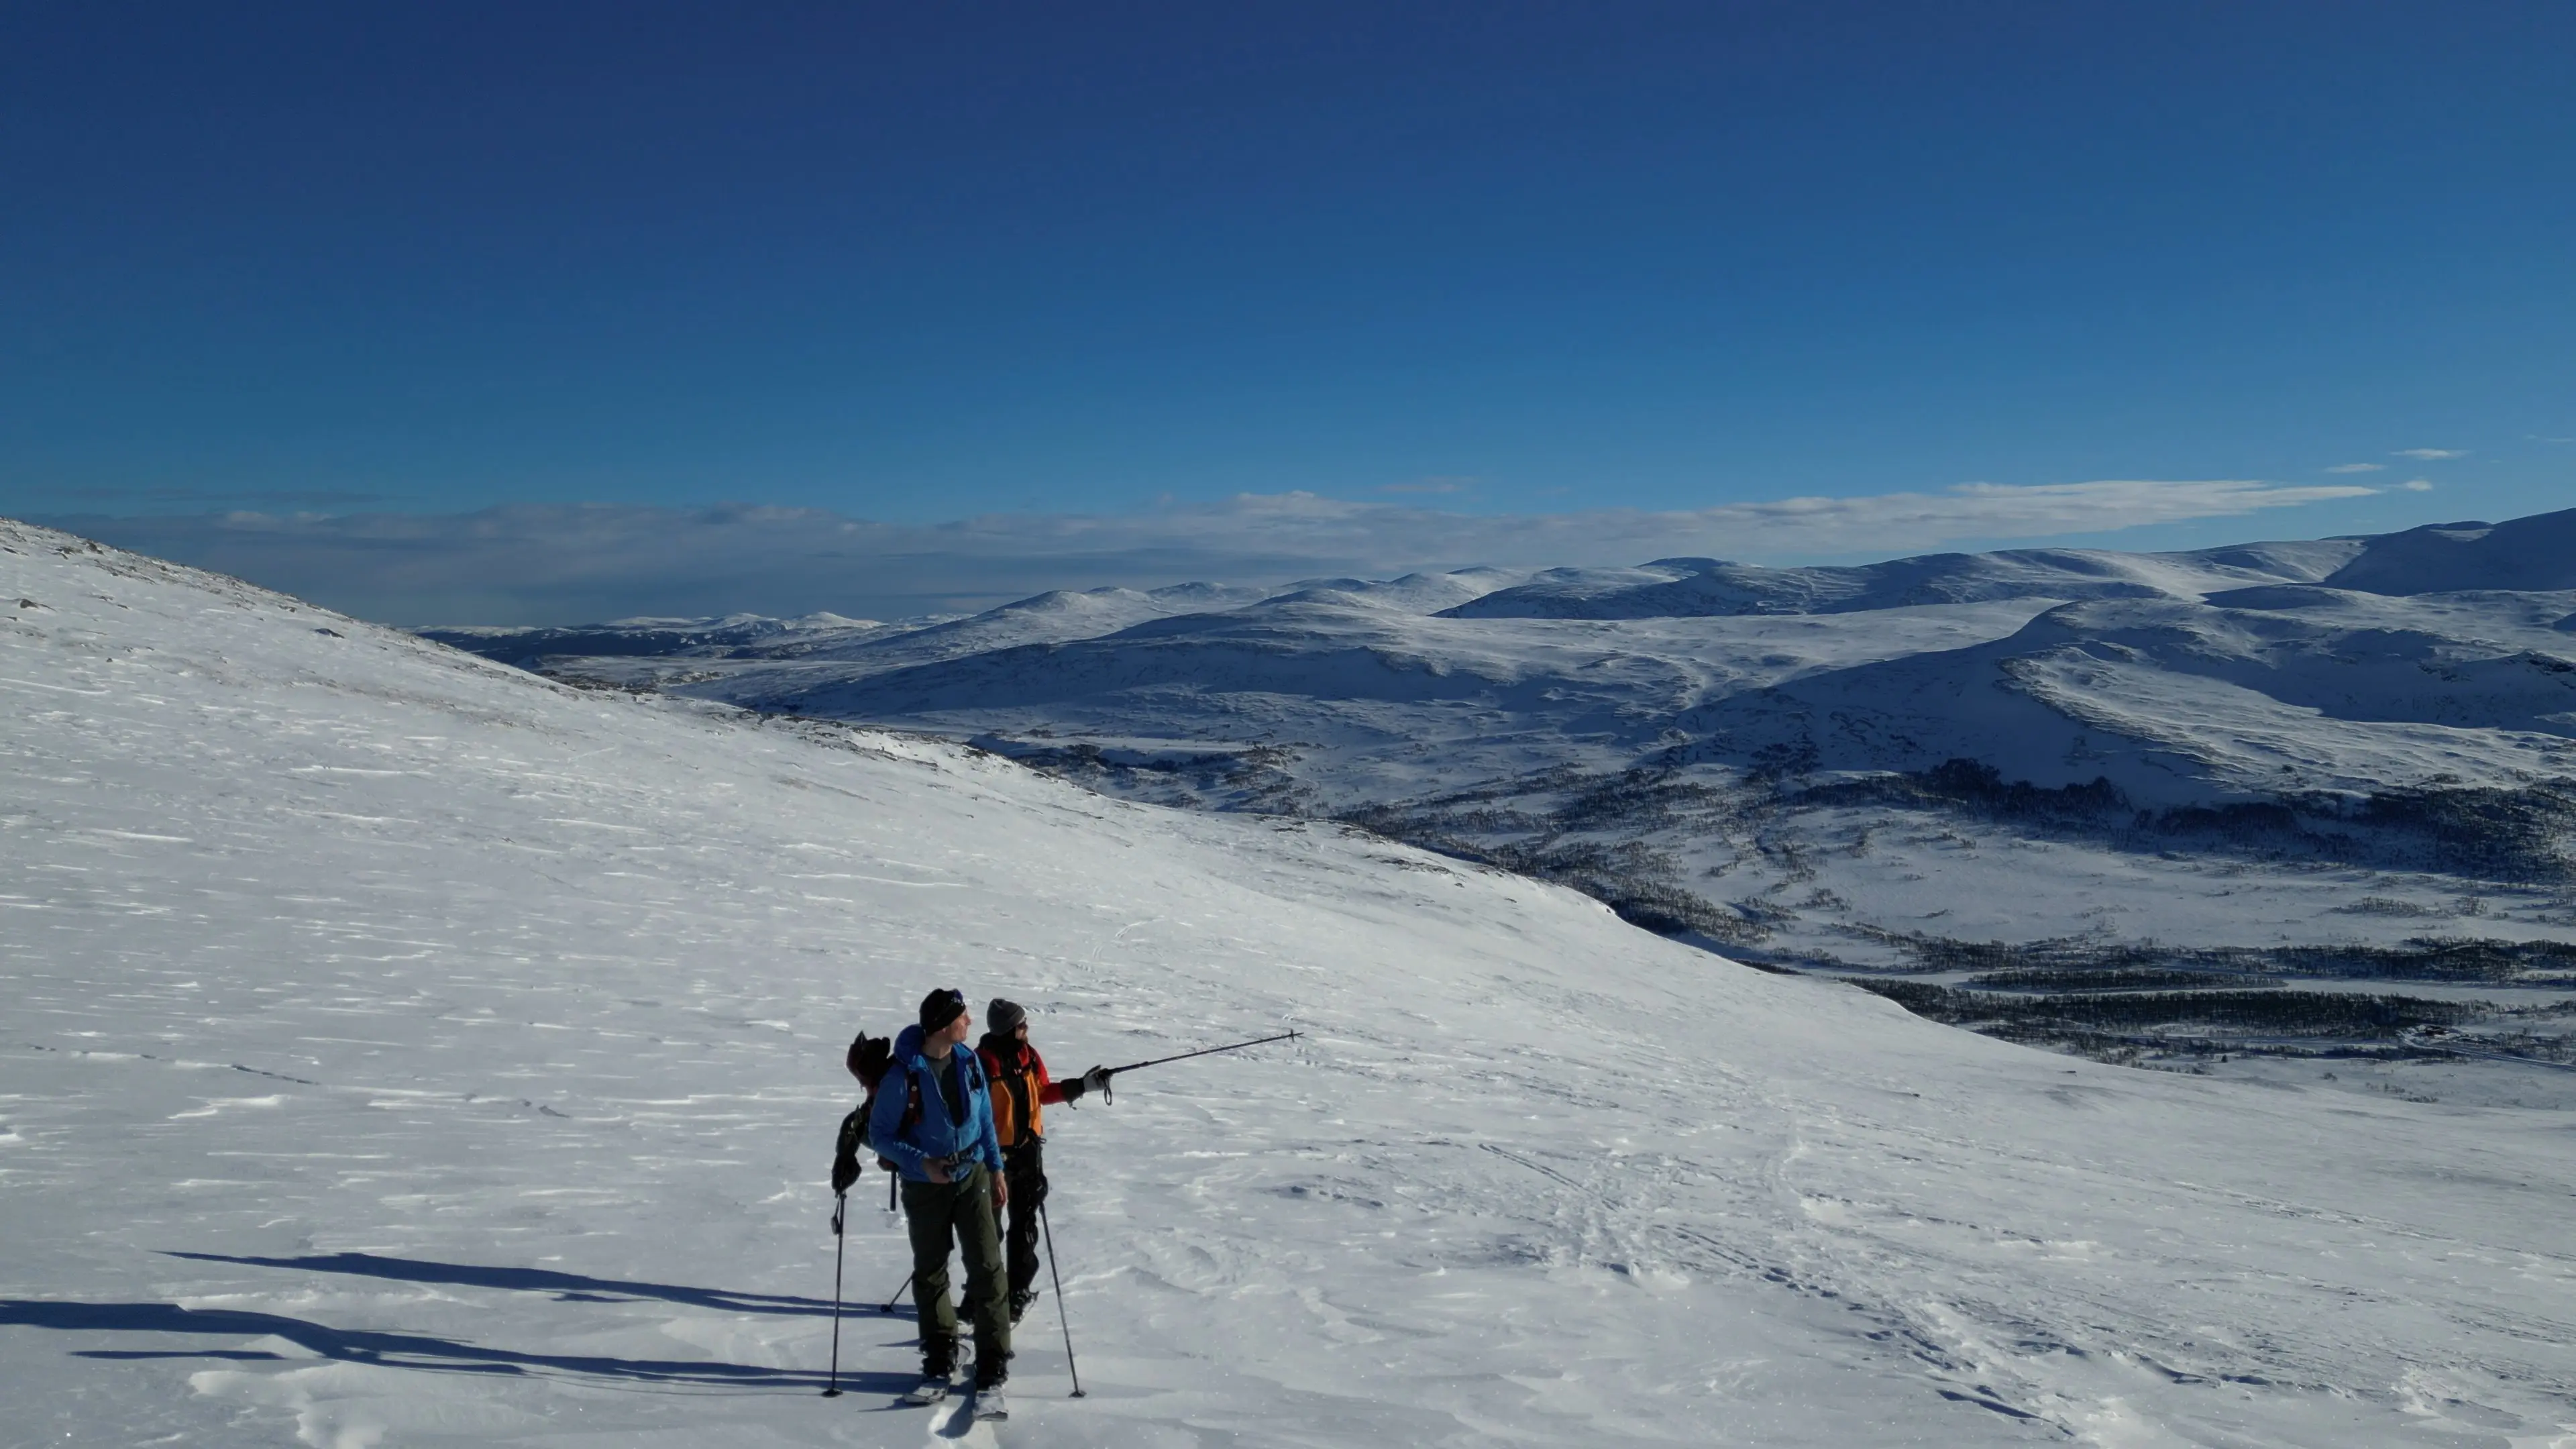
top-left (902, 1163), bottom-right (1010, 1371)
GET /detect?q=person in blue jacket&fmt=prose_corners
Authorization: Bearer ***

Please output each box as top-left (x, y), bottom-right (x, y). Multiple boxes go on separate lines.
top-left (872, 987), bottom-right (1012, 1405)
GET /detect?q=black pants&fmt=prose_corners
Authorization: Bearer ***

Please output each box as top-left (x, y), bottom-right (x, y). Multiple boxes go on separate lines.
top-left (1001, 1140), bottom-right (1048, 1304)
top-left (900, 1163), bottom-right (1008, 1374)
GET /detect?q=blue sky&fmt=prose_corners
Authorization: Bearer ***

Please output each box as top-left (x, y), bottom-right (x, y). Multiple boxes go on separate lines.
top-left (4, 2), bottom-right (2570, 621)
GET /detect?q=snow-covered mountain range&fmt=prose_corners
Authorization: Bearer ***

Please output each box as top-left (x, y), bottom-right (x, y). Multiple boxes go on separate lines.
top-left (443, 511), bottom-right (2576, 996)
top-left (9, 520), bottom-right (2576, 1446)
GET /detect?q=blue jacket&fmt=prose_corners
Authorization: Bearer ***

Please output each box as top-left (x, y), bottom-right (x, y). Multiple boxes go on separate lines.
top-left (869, 1024), bottom-right (1004, 1184)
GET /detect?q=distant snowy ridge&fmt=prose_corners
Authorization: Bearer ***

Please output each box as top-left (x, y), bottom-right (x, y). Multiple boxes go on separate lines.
top-left (2318, 509), bottom-right (2576, 594)
top-left (1672, 587), bottom-right (2576, 800)
top-left (657, 512), bottom-right (2576, 809)
top-left (1435, 510), bottom-right (2576, 619)
top-left (427, 508), bottom-right (2576, 985)
top-left (761, 580), bottom-right (1281, 668)
top-left (1441, 538), bottom-right (2363, 619)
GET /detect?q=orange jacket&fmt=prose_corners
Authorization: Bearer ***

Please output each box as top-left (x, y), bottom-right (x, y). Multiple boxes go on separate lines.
top-left (977, 1036), bottom-right (1073, 1150)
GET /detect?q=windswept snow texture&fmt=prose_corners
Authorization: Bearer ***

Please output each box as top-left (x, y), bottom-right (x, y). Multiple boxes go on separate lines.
top-left (9, 517), bottom-right (2576, 1448)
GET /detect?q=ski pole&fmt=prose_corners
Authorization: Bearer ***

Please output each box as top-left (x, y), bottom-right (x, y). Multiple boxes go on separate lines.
top-left (1038, 1199), bottom-right (1084, 1398)
top-left (822, 1192), bottom-right (847, 1397)
top-left (881, 1269), bottom-right (914, 1314)
top-left (1097, 1030), bottom-right (1300, 1104)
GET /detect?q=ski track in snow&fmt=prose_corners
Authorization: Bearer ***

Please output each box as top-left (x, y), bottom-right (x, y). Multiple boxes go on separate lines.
top-left (5, 519), bottom-right (2576, 1447)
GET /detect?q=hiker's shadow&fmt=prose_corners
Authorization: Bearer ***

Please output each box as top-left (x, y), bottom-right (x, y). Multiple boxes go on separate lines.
top-left (166, 1250), bottom-right (887, 1319)
top-left (167, 1249), bottom-right (942, 1323)
top-left (1, 1297), bottom-right (918, 1396)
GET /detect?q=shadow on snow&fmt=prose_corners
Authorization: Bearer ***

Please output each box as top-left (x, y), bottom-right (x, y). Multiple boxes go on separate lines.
top-left (1, 1250), bottom-right (933, 1393)
top-left (0, 1297), bottom-right (918, 1394)
top-left (162, 1249), bottom-right (921, 1320)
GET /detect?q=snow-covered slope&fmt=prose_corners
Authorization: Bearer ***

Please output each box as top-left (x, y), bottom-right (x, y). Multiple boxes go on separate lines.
top-left (10, 518), bottom-right (2576, 1447)
top-left (1680, 587), bottom-right (2576, 800)
top-left (737, 595), bottom-right (2055, 816)
top-left (2320, 510), bottom-right (2576, 595)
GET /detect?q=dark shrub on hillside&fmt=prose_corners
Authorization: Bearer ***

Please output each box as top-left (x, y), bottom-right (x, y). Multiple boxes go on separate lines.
top-left (1854, 979), bottom-right (2479, 1038)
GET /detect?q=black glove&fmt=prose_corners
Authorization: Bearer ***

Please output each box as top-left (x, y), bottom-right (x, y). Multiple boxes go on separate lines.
top-left (830, 1106), bottom-right (864, 1194)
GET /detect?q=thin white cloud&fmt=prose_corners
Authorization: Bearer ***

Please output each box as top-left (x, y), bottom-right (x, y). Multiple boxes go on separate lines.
top-left (2323, 462), bottom-right (2385, 474)
top-left (2392, 447), bottom-right (2467, 460)
top-left (38, 478), bottom-right (2377, 625)
top-left (1378, 476), bottom-right (1478, 495)
top-left (2401, 479), bottom-right (2435, 492)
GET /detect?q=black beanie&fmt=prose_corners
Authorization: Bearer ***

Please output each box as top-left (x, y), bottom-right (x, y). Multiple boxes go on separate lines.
top-left (919, 988), bottom-right (967, 1035)
top-left (987, 998), bottom-right (1028, 1035)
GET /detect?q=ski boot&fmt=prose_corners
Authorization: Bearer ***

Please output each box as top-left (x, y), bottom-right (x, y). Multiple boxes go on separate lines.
top-left (971, 1360), bottom-right (1010, 1421)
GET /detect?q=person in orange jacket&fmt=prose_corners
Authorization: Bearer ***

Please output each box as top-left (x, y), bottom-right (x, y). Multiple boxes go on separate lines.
top-left (975, 999), bottom-right (1110, 1323)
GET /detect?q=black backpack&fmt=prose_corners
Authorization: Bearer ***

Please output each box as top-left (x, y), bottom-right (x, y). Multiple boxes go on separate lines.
top-left (829, 1031), bottom-right (912, 1194)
